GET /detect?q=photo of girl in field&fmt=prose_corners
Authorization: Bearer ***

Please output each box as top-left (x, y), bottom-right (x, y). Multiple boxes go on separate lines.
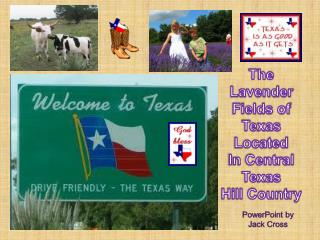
top-left (10, 5), bottom-right (98, 71)
top-left (150, 10), bottom-right (232, 72)
top-left (158, 20), bottom-right (190, 68)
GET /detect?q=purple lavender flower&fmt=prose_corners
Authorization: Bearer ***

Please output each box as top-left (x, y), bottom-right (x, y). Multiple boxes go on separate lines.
top-left (149, 42), bottom-right (232, 72)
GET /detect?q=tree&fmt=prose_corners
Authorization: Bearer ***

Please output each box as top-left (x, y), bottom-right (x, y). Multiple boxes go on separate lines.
top-left (149, 28), bottom-right (159, 44)
top-left (150, 24), bottom-right (190, 44)
top-left (197, 10), bottom-right (232, 42)
top-left (181, 24), bottom-right (192, 44)
top-left (197, 15), bottom-right (210, 41)
top-left (81, 203), bottom-right (114, 229)
top-left (131, 203), bottom-right (172, 229)
top-left (158, 24), bottom-right (171, 43)
top-left (150, 10), bottom-right (232, 44)
top-left (54, 5), bottom-right (98, 24)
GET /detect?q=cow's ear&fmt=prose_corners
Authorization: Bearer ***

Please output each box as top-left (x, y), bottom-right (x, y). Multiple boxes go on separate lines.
top-left (50, 26), bottom-right (54, 30)
top-left (48, 35), bottom-right (56, 40)
top-left (35, 27), bottom-right (42, 32)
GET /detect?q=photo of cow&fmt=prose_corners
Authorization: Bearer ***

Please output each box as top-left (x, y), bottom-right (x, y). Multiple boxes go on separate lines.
top-left (10, 5), bottom-right (98, 71)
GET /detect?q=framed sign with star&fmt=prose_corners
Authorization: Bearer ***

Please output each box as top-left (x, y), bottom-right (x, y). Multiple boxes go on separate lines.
top-left (240, 13), bottom-right (302, 62)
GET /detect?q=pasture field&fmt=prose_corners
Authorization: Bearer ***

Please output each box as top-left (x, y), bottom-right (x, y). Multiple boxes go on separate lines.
top-left (10, 20), bottom-right (98, 71)
top-left (149, 42), bottom-right (232, 72)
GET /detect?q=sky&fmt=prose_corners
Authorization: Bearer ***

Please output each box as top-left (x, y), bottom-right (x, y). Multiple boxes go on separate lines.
top-left (10, 5), bottom-right (57, 20)
top-left (10, 74), bottom-right (218, 158)
top-left (149, 10), bottom-right (217, 31)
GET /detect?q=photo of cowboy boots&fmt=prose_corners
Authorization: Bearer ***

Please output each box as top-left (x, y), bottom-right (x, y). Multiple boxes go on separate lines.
top-left (121, 29), bottom-right (139, 52)
top-left (110, 29), bottom-right (130, 59)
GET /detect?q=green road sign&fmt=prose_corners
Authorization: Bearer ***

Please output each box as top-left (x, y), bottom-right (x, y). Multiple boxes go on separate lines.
top-left (18, 85), bottom-right (207, 201)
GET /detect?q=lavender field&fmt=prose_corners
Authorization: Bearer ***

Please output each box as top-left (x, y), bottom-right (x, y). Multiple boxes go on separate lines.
top-left (149, 42), bottom-right (232, 72)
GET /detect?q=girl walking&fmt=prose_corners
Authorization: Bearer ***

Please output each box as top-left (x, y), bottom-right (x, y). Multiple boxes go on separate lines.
top-left (158, 20), bottom-right (190, 68)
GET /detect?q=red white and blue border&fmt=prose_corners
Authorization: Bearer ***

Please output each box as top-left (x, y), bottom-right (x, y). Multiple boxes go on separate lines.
top-left (168, 122), bottom-right (198, 166)
top-left (240, 13), bottom-right (302, 62)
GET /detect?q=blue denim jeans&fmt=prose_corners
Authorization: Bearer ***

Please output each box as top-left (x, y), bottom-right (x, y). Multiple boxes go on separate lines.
top-left (197, 56), bottom-right (211, 71)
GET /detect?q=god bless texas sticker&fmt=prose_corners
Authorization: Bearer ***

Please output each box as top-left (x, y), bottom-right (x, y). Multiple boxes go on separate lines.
top-left (168, 122), bottom-right (197, 166)
top-left (240, 13), bottom-right (302, 62)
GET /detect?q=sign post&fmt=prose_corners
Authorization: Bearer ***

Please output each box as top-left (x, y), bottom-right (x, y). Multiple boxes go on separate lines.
top-left (172, 202), bottom-right (180, 230)
top-left (18, 85), bottom-right (207, 202)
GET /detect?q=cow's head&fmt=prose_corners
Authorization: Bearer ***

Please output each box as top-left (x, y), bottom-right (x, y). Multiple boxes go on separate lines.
top-left (50, 34), bottom-right (69, 56)
top-left (27, 21), bottom-right (58, 39)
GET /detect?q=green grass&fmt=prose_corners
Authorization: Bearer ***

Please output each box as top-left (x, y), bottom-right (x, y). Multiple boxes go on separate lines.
top-left (10, 20), bottom-right (98, 71)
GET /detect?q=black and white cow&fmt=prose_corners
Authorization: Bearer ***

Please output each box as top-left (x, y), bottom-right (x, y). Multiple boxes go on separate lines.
top-left (51, 34), bottom-right (91, 65)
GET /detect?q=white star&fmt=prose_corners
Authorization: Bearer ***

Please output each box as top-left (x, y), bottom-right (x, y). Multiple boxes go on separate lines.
top-left (88, 130), bottom-right (106, 150)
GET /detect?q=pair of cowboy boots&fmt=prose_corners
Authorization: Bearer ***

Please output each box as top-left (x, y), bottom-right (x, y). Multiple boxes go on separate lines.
top-left (110, 29), bottom-right (139, 59)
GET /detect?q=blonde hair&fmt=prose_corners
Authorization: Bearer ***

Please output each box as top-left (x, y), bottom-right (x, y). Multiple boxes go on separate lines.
top-left (171, 20), bottom-right (180, 33)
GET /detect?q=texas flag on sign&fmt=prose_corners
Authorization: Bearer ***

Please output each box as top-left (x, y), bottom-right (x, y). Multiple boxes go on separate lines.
top-left (174, 145), bottom-right (192, 161)
top-left (73, 114), bottom-right (152, 180)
